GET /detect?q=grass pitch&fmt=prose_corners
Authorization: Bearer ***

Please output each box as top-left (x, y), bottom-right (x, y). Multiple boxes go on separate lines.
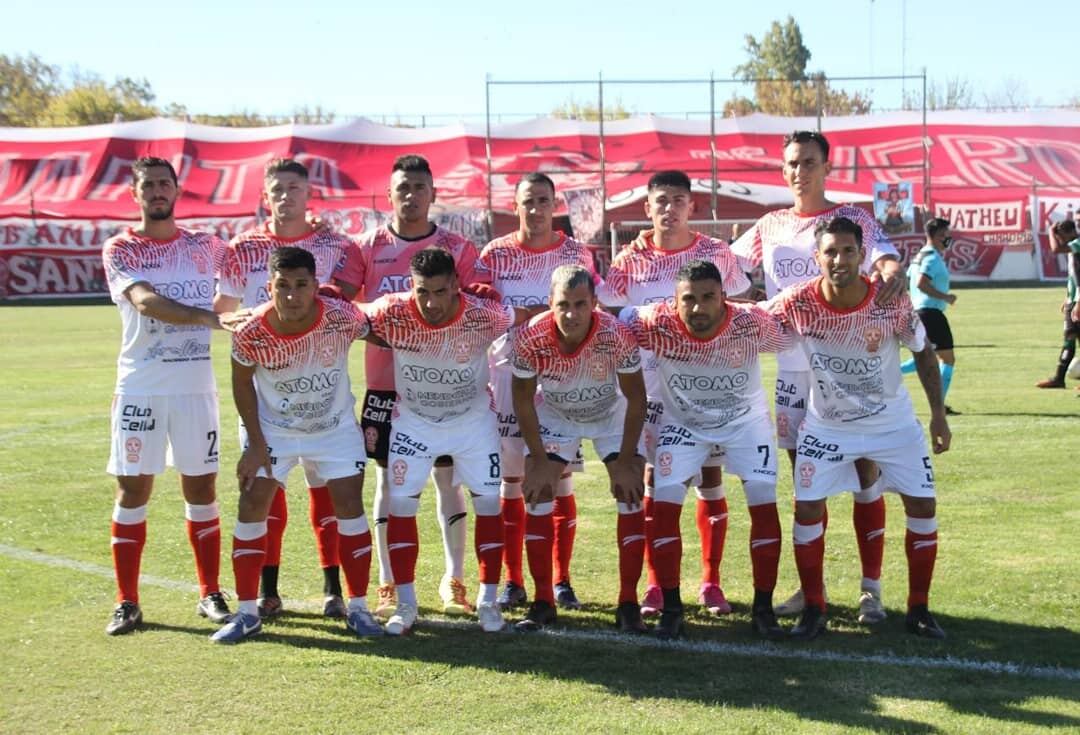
top-left (1, 288), bottom-right (1078, 734)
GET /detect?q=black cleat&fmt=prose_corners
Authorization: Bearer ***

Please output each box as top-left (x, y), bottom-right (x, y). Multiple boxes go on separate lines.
top-left (514, 600), bottom-right (557, 632)
top-left (323, 595), bottom-right (348, 619)
top-left (615, 601), bottom-right (649, 634)
top-left (554, 581), bottom-right (582, 610)
top-left (751, 605), bottom-right (786, 641)
top-left (789, 605), bottom-right (827, 641)
top-left (196, 591), bottom-right (231, 624)
top-left (944, 405), bottom-right (961, 416)
top-left (497, 581), bottom-right (528, 610)
top-left (257, 595), bottom-right (284, 618)
top-left (655, 606), bottom-right (685, 641)
top-left (905, 605), bottom-right (946, 640)
top-left (106, 600), bottom-right (143, 636)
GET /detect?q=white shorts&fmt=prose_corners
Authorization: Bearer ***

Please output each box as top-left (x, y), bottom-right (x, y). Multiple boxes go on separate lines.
top-left (775, 369), bottom-right (810, 450)
top-left (644, 398), bottom-right (724, 469)
top-left (387, 409), bottom-right (502, 498)
top-left (529, 405), bottom-right (644, 466)
top-left (240, 419), bottom-right (326, 487)
top-left (793, 420), bottom-right (937, 502)
top-left (254, 420), bottom-right (367, 485)
top-left (107, 393), bottom-right (219, 477)
top-left (492, 366), bottom-right (584, 477)
top-left (653, 418), bottom-right (777, 501)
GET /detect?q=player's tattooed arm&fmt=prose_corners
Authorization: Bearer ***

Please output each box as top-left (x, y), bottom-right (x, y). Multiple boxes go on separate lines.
top-left (231, 359), bottom-right (274, 490)
top-left (870, 255), bottom-right (905, 304)
top-left (513, 374), bottom-right (560, 506)
top-left (913, 346), bottom-right (951, 454)
top-left (125, 282), bottom-right (223, 329)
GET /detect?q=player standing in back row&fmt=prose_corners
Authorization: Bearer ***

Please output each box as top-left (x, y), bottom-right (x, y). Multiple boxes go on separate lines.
top-left (731, 131), bottom-right (906, 624)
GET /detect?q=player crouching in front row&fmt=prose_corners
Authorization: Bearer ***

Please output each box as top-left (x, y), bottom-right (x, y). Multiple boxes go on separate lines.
top-left (214, 246), bottom-right (383, 643)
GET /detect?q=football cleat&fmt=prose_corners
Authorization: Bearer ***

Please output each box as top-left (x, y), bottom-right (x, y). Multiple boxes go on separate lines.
top-left (257, 595), bottom-right (284, 619)
top-left (774, 586), bottom-right (828, 617)
top-left (105, 600), bottom-right (143, 636)
top-left (554, 581), bottom-right (582, 610)
top-left (615, 601), bottom-right (649, 634)
top-left (196, 591), bottom-right (231, 624)
top-left (789, 606), bottom-right (827, 641)
top-left (477, 601), bottom-right (506, 632)
top-left (640, 585), bottom-right (663, 618)
top-left (857, 590), bottom-right (887, 625)
top-left (514, 600), bottom-right (558, 632)
top-left (905, 605), bottom-right (946, 640)
top-left (1036, 377), bottom-right (1066, 389)
top-left (385, 602), bottom-right (418, 636)
top-left (374, 583), bottom-right (396, 619)
top-left (346, 608), bottom-right (384, 637)
top-left (751, 606), bottom-right (785, 641)
top-left (440, 576), bottom-right (475, 616)
top-left (497, 581), bottom-right (528, 609)
top-left (323, 595), bottom-right (348, 619)
top-left (655, 606), bottom-right (685, 641)
top-left (209, 612), bottom-right (262, 644)
top-left (698, 583), bottom-right (732, 615)
top-left (944, 405), bottom-right (961, 416)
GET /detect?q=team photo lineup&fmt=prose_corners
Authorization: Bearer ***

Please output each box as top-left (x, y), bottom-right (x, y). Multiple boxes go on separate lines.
top-left (102, 129), bottom-right (958, 645)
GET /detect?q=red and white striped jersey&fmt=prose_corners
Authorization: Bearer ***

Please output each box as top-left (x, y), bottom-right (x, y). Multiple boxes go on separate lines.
top-left (219, 224), bottom-right (351, 308)
top-left (767, 277), bottom-right (926, 432)
top-left (621, 301), bottom-right (791, 433)
top-left (511, 310), bottom-right (641, 431)
top-left (599, 230), bottom-right (750, 307)
top-left (333, 225), bottom-right (484, 392)
top-left (731, 204), bottom-right (898, 372)
top-left (103, 227), bottom-right (225, 395)
top-left (363, 292), bottom-right (513, 424)
top-left (477, 231), bottom-right (598, 367)
top-left (231, 297), bottom-right (369, 435)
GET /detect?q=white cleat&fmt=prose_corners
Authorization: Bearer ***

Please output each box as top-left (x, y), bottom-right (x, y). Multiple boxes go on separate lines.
top-left (385, 602), bottom-right (417, 636)
top-left (857, 590), bottom-right (887, 625)
top-left (774, 586), bottom-right (828, 617)
top-left (477, 601), bottom-right (505, 632)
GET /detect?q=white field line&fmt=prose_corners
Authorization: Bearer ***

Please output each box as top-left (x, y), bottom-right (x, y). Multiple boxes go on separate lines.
top-left (3, 542), bottom-right (1077, 683)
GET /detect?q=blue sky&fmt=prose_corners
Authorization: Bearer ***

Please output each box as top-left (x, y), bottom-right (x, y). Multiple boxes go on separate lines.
top-left (6, 1), bottom-right (1074, 122)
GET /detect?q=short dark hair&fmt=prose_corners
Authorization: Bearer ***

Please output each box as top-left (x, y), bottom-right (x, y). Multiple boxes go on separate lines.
top-left (410, 247), bottom-right (455, 279)
top-left (925, 217), bottom-right (951, 238)
top-left (783, 130), bottom-right (831, 161)
top-left (132, 156), bottom-right (177, 185)
top-left (1053, 219), bottom-right (1078, 237)
top-left (516, 172), bottom-right (556, 197)
top-left (392, 154), bottom-right (433, 178)
top-left (265, 158), bottom-right (308, 180)
top-left (675, 259), bottom-right (723, 284)
top-left (268, 246), bottom-right (316, 275)
top-left (647, 170), bottom-right (692, 192)
top-left (814, 216), bottom-right (863, 249)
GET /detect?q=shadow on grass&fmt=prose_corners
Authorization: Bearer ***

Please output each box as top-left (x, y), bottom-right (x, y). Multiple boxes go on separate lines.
top-left (189, 604), bottom-right (1080, 733)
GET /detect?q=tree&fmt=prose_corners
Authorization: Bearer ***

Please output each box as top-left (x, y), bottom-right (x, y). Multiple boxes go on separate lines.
top-left (725, 16), bottom-right (872, 117)
top-left (904, 76), bottom-right (976, 111)
top-left (40, 74), bottom-right (157, 125)
top-left (551, 96), bottom-right (631, 121)
top-left (0, 53), bottom-right (61, 126)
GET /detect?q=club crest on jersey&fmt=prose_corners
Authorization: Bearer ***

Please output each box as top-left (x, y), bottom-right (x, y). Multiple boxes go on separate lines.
top-left (320, 343), bottom-right (336, 368)
top-left (657, 450), bottom-right (673, 477)
top-left (589, 360), bottom-right (608, 382)
top-left (364, 426), bottom-right (379, 453)
top-left (727, 345), bottom-right (746, 368)
top-left (798, 461), bottom-right (815, 488)
top-left (391, 459), bottom-right (408, 486)
top-left (863, 325), bottom-right (884, 353)
top-left (191, 250), bottom-right (210, 275)
top-left (455, 341), bottom-right (471, 364)
top-left (125, 437), bottom-right (142, 463)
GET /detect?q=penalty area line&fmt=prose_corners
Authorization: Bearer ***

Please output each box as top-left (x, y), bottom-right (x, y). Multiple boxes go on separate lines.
top-left (2, 542), bottom-right (1077, 683)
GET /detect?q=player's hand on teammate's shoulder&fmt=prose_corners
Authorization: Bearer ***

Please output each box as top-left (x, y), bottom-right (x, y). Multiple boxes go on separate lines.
top-left (870, 263), bottom-right (906, 304)
top-left (929, 413), bottom-right (951, 454)
top-left (461, 282), bottom-right (502, 302)
top-left (219, 308), bottom-right (254, 332)
top-left (317, 283), bottom-right (349, 301)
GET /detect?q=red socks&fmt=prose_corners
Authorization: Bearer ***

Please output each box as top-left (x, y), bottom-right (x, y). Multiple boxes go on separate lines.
top-left (748, 503), bottom-right (781, 592)
top-left (616, 509), bottom-right (646, 604)
top-left (386, 515), bottom-right (419, 585)
top-left (525, 509), bottom-right (555, 604)
top-left (853, 496), bottom-right (886, 581)
top-left (185, 503), bottom-right (221, 598)
top-left (308, 485), bottom-right (339, 569)
top-left (905, 517), bottom-right (938, 609)
top-left (264, 486), bottom-right (288, 566)
top-left (336, 517), bottom-right (372, 600)
top-left (474, 513), bottom-right (505, 586)
top-left (650, 501), bottom-right (683, 589)
top-left (793, 520), bottom-right (826, 611)
top-left (696, 496), bottom-right (728, 586)
top-left (501, 496), bottom-right (526, 586)
top-left (552, 493), bottom-right (577, 583)
top-left (111, 507), bottom-right (147, 604)
top-left (232, 526), bottom-right (267, 602)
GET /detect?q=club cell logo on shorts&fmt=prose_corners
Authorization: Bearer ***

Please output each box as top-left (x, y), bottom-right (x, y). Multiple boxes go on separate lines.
top-left (798, 461), bottom-right (816, 488)
top-left (364, 426), bottom-right (379, 452)
top-left (657, 450), bottom-right (673, 477)
top-left (776, 412), bottom-right (790, 439)
top-left (320, 343), bottom-right (336, 368)
top-left (454, 341), bottom-right (471, 364)
top-left (863, 325), bottom-right (884, 353)
top-left (589, 359), bottom-right (607, 382)
top-left (391, 459), bottom-right (408, 486)
top-left (125, 437), bottom-right (142, 463)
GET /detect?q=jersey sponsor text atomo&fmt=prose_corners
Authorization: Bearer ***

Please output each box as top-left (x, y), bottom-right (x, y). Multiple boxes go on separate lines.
top-left (767, 277), bottom-right (926, 432)
top-left (478, 231), bottom-right (597, 367)
top-left (599, 230), bottom-right (750, 307)
top-left (730, 204), bottom-right (899, 371)
top-left (231, 297), bottom-right (369, 435)
top-left (103, 227), bottom-right (225, 395)
top-left (364, 292), bottom-right (513, 425)
top-left (219, 225), bottom-right (351, 308)
top-left (511, 310), bottom-right (641, 431)
top-left (622, 301), bottom-right (791, 433)
top-left (333, 225), bottom-right (483, 392)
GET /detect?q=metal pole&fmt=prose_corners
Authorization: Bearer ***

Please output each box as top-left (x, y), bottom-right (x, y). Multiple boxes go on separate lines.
top-left (815, 80), bottom-right (823, 132)
top-left (485, 74), bottom-right (494, 241)
top-left (710, 71), bottom-right (718, 220)
top-left (598, 72), bottom-right (606, 245)
top-left (922, 68), bottom-right (930, 211)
